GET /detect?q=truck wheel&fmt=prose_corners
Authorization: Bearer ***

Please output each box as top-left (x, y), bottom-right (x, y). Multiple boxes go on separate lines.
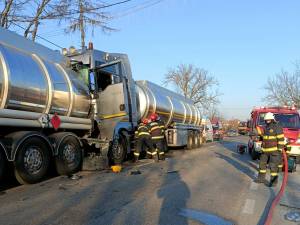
top-left (110, 135), bottom-right (127, 165)
top-left (187, 132), bottom-right (193, 150)
top-left (0, 150), bottom-right (6, 181)
top-left (55, 136), bottom-right (83, 175)
top-left (14, 137), bottom-right (51, 184)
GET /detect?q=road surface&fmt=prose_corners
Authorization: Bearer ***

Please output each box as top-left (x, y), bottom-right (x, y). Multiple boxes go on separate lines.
top-left (0, 136), bottom-right (299, 225)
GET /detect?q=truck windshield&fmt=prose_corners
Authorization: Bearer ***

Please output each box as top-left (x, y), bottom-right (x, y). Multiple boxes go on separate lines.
top-left (258, 113), bottom-right (300, 128)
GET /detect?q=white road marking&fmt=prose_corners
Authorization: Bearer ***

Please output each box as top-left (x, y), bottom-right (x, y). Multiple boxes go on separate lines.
top-left (242, 199), bottom-right (255, 215)
top-left (250, 182), bottom-right (258, 191)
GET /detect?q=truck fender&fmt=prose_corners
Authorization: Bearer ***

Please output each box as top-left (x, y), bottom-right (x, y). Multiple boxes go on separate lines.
top-left (5, 131), bottom-right (54, 161)
top-left (0, 140), bottom-right (9, 161)
top-left (48, 132), bottom-right (83, 156)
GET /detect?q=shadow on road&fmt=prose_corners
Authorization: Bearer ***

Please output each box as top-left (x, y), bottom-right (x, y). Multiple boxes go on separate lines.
top-left (216, 139), bottom-right (258, 180)
top-left (157, 159), bottom-right (190, 225)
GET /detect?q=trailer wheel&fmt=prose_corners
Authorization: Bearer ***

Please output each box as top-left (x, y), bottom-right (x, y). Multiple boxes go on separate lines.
top-left (110, 135), bottom-right (127, 165)
top-left (0, 150), bottom-right (6, 181)
top-left (187, 131), bottom-right (193, 150)
top-left (14, 137), bottom-right (50, 184)
top-left (194, 133), bottom-right (201, 148)
top-left (55, 136), bottom-right (82, 175)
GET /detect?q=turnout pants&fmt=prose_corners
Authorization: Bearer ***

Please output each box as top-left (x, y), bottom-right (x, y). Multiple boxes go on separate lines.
top-left (134, 135), bottom-right (153, 160)
top-left (259, 151), bottom-right (280, 177)
top-left (152, 138), bottom-right (165, 160)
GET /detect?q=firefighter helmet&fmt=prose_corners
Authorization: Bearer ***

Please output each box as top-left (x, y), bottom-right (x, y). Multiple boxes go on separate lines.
top-left (264, 112), bottom-right (275, 121)
top-left (150, 113), bottom-right (158, 121)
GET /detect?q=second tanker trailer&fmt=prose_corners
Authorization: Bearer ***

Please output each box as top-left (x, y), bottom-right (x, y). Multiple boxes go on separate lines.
top-left (0, 27), bottom-right (202, 184)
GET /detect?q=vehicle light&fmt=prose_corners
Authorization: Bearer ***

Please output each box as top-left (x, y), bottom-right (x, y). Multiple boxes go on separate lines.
top-left (296, 139), bottom-right (300, 144)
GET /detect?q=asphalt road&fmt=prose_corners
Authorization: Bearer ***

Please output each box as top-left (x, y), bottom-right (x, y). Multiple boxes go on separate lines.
top-left (0, 136), bottom-right (299, 225)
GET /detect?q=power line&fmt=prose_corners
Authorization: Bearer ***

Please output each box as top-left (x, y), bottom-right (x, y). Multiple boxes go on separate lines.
top-left (8, 0), bottom-right (134, 20)
top-left (10, 21), bottom-right (64, 49)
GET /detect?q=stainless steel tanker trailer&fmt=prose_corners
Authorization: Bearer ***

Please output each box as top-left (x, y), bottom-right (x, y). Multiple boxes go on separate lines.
top-left (0, 27), bottom-right (202, 184)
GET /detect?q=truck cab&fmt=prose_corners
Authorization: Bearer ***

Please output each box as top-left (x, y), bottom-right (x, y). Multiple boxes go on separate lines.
top-left (248, 106), bottom-right (300, 162)
top-left (65, 46), bottom-right (138, 164)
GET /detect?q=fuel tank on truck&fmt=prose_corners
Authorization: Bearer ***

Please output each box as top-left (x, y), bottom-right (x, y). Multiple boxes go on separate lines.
top-left (0, 28), bottom-right (91, 129)
top-left (136, 80), bottom-right (201, 127)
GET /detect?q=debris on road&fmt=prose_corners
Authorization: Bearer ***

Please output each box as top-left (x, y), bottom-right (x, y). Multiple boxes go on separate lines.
top-left (130, 170), bottom-right (142, 175)
top-left (167, 170), bottom-right (179, 174)
top-left (237, 144), bottom-right (246, 154)
top-left (284, 211), bottom-right (300, 222)
top-left (68, 174), bottom-right (82, 180)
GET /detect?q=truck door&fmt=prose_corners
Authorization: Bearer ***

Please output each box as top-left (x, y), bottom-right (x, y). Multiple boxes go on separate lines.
top-left (95, 64), bottom-right (129, 140)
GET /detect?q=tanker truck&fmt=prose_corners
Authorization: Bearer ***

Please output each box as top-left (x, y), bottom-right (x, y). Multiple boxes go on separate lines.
top-left (0, 27), bottom-right (202, 184)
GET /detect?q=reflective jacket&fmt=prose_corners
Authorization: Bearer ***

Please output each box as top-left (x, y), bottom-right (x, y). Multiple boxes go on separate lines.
top-left (148, 120), bottom-right (165, 140)
top-left (261, 122), bottom-right (284, 152)
top-left (135, 123), bottom-right (150, 139)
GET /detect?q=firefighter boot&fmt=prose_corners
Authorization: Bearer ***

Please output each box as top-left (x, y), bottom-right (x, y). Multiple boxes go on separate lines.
top-left (269, 176), bottom-right (278, 187)
top-left (158, 151), bottom-right (165, 161)
top-left (133, 152), bottom-right (140, 163)
top-left (255, 173), bottom-right (266, 183)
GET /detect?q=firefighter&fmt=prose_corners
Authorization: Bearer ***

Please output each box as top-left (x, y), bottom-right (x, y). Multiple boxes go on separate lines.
top-left (255, 112), bottom-right (284, 187)
top-left (134, 118), bottom-right (153, 162)
top-left (148, 113), bottom-right (166, 161)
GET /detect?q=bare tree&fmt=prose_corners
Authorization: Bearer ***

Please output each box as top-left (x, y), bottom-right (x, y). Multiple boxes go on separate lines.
top-left (164, 64), bottom-right (220, 108)
top-left (62, 0), bottom-right (116, 48)
top-left (0, 0), bottom-right (28, 28)
top-left (264, 63), bottom-right (300, 107)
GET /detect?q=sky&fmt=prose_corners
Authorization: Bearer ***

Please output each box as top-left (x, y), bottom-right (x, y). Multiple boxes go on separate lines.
top-left (12, 0), bottom-right (300, 120)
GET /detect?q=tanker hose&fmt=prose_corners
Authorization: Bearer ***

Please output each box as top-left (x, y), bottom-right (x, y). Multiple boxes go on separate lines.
top-left (264, 150), bottom-right (288, 225)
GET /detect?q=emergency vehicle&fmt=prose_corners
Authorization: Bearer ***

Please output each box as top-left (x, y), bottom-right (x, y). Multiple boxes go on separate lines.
top-left (247, 106), bottom-right (300, 166)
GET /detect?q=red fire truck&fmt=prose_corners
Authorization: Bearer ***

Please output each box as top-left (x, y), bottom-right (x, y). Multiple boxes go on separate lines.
top-left (247, 106), bottom-right (300, 169)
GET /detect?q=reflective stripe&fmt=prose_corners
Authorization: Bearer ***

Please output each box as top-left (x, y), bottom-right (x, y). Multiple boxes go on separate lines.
top-left (277, 134), bottom-right (284, 138)
top-left (159, 152), bottom-right (165, 155)
top-left (278, 141), bottom-right (285, 145)
top-left (134, 152), bottom-right (140, 156)
top-left (259, 170), bottom-right (267, 173)
top-left (138, 132), bottom-right (150, 136)
top-left (271, 172), bottom-right (278, 176)
top-left (263, 136), bottom-right (276, 140)
top-left (152, 136), bottom-right (165, 140)
top-left (150, 126), bottom-right (160, 131)
top-left (159, 125), bottom-right (165, 128)
top-left (147, 151), bottom-right (152, 155)
top-left (151, 152), bottom-right (157, 155)
top-left (262, 147), bottom-right (278, 152)
top-left (278, 165), bottom-right (283, 168)
top-left (257, 126), bottom-right (263, 135)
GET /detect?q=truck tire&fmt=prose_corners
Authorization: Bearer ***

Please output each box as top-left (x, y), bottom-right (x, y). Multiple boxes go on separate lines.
top-left (110, 135), bottom-right (127, 165)
top-left (0, 150), bottom-right (5, 181)
top-left (14, 137), bottom-right (51, 184)
top-left (187, 131), bottom-right (193, 150)
top-left (55, 136), bottom-right (83, 175)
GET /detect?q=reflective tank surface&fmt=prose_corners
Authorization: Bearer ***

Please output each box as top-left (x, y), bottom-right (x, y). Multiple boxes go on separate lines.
top-left (136, 80), bottom-right (201, 127)
top-left (0, 43), bottom-right (91, 118)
